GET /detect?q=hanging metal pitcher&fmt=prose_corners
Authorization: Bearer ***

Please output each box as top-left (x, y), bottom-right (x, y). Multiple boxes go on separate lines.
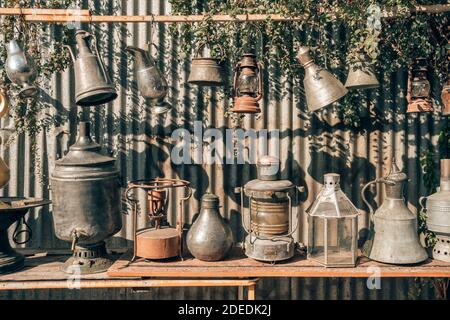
top-left (188, 44), bottom-right (225, 86)
top-left (126, 45), bottom-right (171, 114)
top-left (65, 30), bottom-right (117, 107)
top-left (5, 40), bottom-right (38, 98)
top-left (361, 160), bottom-right (428, 264)
top-left (345, 55), bottom-right (379, 90)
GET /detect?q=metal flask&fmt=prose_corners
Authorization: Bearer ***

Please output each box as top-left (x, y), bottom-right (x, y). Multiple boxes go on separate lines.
top-left (420, 159), bottom-right (450, 262)
top-left (186, 194), bottom-right (233, 261)
top-left (362, 160), bottom-right (428, 264)
top-left (187, 45), bottom-right (225, 86)
top-left (65, 30), bottom-right (117, 107)
top-left (126, 45), bottom-right (171, 114)
top-left (50, 121), bottom-right (122, 274)
top-left (297, 46), bottom-right (347, 112)
top-left (345, 58), bottom-right (379, 90)
top-left (5, 40), bottom-right (38, 98)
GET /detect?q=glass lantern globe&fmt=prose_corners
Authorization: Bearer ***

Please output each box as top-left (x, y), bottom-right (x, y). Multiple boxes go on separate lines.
top-left (410, 68), bottom-right (431, 99)
top-left (237, 68), bottom-right (258, 96)
top-left (307, 173), bottom-right (359, 267)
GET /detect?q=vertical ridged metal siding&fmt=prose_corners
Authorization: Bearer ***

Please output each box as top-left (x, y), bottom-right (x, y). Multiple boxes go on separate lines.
top-left (0, 0), bottom-right (444, 299)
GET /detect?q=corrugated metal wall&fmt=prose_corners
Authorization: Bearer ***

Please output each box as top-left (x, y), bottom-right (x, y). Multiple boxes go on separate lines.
top-left (0, 0), bottom-right (444, 299)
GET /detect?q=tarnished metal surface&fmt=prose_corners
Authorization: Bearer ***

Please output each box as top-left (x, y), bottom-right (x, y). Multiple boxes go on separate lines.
top-left (0, 0), bottom-right (444, 299)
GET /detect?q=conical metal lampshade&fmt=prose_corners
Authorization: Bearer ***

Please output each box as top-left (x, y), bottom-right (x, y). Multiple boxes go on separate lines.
top-left (297, 47), bottom-right (347, 112)
top-left (345, 61), bottom-right (379, 90)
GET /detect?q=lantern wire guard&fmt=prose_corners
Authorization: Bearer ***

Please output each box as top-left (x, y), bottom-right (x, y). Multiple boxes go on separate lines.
top-left (307, 173), bottom-right (359, 267)
top-left (125, 178), bottom-right (191, 264)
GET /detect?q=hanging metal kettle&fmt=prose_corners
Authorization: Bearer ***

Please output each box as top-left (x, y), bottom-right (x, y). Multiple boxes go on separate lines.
top-left (187, 44), bottom-right (225, 86)
top-left (126, 44), bottom-right (171, 114)
top-left (5, 40), bottom-right (38, 98)
top-left (420, 159), bottom-right (450, 262)
top-left (186, 193), bottom-right (233, 261)
top-left (361, 159), bottom-right (428, 264)
top-left (345, 54), bottom-right (379, 90)
top-left (65, 30), bottom-right (117, 107)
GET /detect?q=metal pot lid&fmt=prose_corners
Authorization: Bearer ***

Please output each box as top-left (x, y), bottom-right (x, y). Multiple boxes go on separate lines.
top-left (244, 178), bottom-right (295, 192)
top-left (56, 122), bottom-right (115, 167)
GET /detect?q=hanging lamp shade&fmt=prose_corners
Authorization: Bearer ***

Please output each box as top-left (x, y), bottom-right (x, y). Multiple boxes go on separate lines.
top-left (345, 59), bottom-right (379, 90)
top-left (297, 46), bottom-right (347, 112)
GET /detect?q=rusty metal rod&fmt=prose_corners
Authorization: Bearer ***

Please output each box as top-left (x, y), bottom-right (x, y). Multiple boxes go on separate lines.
top-left (0, 4), bottom-right (448, 23)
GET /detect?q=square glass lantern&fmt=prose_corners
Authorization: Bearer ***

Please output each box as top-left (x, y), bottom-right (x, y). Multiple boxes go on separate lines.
top-left (307, 173), bottom-right (359, 267)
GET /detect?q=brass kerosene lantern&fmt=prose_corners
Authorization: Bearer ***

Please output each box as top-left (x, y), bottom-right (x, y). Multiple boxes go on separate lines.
top-left (407, 58), bottom-right (433, 113)
top-left (238, 156), bottom-right (298, 262)
top-left (126, 179), bottom-right (191, 262)
top-left (231, 53), bottom-right (263, 114)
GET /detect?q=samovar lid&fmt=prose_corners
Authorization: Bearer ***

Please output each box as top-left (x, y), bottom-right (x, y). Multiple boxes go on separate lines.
top-left (56, 122), bottom-right (115, 166)
top-left (385, 159), bottom-right (407, 183)
top-left (257, 155), bottom-right (280, 181)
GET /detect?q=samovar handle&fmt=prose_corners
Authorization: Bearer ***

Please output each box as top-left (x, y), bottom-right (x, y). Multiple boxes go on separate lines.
top-left (419, 196), bottom-right (428, 214)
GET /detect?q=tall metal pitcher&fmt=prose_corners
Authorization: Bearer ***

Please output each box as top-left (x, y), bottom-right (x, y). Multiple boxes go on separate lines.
top-left (65, 30), bottom-right (117, 107)
top-left (361, 160), bottom-right (428, 264)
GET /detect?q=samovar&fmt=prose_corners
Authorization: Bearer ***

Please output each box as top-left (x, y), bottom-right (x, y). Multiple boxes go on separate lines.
top-left (238, 156), bottom-right (298, 262)
top-left (420, 159), bottom-right (450, 262)
top-left (50, 121), bottom-right (122, 274)
top-left (362, 160), bottom-right (428, 264)
top-left (125, 179), bottom-right (191, 262)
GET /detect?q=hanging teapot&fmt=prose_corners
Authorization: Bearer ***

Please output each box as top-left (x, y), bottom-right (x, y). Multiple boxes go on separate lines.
top-left (188, 44), bottom-right (225, 86)
top-left (361, 159), bottom-right (428, 264)
top-left (65, 30), bottom-right (117, 107)
top-left (5, 40), bottom-right (38, 98)
top-left (126, 44), bottom-right (171, 114)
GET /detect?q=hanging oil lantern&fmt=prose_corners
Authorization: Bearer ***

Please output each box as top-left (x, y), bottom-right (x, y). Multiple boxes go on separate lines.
top-left (307, 173), bottom-right (359, 267)
top-left (188, 44), bottom-right (225, 86)
top-left (362, 159), bottom-right (428, 264)
top-left (441, 78), bottom-right (450, 116)
top-left (238, 156), bottom-right (298, 262)
top-left (420, 159), bottom-right (450, 262)
top-left (407, 58), bottom-right (433, 113)
top-left (231, 53), bottom-right (263, 114)
top-left (297, 46), bottom-right (347, 112)
top-left (345, 54), bottom-right (379, 90)
top-left (51, 121), bottom-right (122, 274)
top-left (125, 178), bottom-right (191, 262)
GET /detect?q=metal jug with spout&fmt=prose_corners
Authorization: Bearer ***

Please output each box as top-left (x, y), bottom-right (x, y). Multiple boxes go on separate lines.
top-left (5, 40), bottom-right (38, 98)
top-left (361, 160), bottom-right (428, 264)
top-left (126, 45), bottom-right (171, 114)
top-left (65, 30), bottom-right (117, 107)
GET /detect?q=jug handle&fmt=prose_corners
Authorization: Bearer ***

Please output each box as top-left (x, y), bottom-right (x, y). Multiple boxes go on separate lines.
top-left (85, 32), bottom-right (111, 85)
top-left (63, 44), bottom-right (76, 62)
top-left (361, 178), bottom-right (395, 218)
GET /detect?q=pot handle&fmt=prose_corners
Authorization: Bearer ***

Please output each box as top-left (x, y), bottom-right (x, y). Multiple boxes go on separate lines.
top-left (194, 42), bottom-right (225, 59)
top-left (361, 178), bottom-right (395, 218)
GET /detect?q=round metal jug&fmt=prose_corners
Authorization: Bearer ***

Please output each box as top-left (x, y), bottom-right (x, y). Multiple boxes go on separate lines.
top-left (362, 160), bottom-right (428, 264)
top-left (187, 45), bottom-right (225, 86)
top-left (420, 159), bottom-right (450, 262)
top-left (187, 194), bottom-right (233, 261)
top-left (51, 122), bottom-right (122, 246)
top-left (65, 30), bottom-right (117, 107)
top-left (5, 40), bottom-right (38, 98)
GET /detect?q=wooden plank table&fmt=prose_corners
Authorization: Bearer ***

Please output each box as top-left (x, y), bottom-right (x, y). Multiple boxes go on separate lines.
top-left (108, 248), bottom-right (450, 278)
top-left (0, 251), bottom-right (258, 300)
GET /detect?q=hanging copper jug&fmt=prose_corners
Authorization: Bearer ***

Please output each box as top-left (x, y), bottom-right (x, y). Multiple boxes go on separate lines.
top-left (126, 45), bottom-right (172, 114)
top-left (65, 30), bottom-right (117, 107)
top-left (188, 44), bottom-right (225, 86)
top-left (345, 55), bottom-right (379, 90)
top-left (0, 137), bottom-right (10, 189)
top-left (5, 40), bottom-right (38, 98)
top-left (362, 159), bottom-right (428, 264)
top-left (420, 159), bottom-right (450, 262)
top-left (297, 46), bottom-right (347, 112)
top-left (186, 193), bottom-right (233, 261)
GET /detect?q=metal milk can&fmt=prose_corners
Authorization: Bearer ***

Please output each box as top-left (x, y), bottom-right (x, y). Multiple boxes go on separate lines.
top-left (186, 193), bottom-right (233, 261)
top-left (5, 40), bottom-right (38, 98)
top-left (65, 30), bottom-right (117, 107)
top-left (420, 159), bottom-right (450, 262)
top-left (50, 121), bottom-right (122, 273)
top-left (362, 160), bottom-right (428, 264)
